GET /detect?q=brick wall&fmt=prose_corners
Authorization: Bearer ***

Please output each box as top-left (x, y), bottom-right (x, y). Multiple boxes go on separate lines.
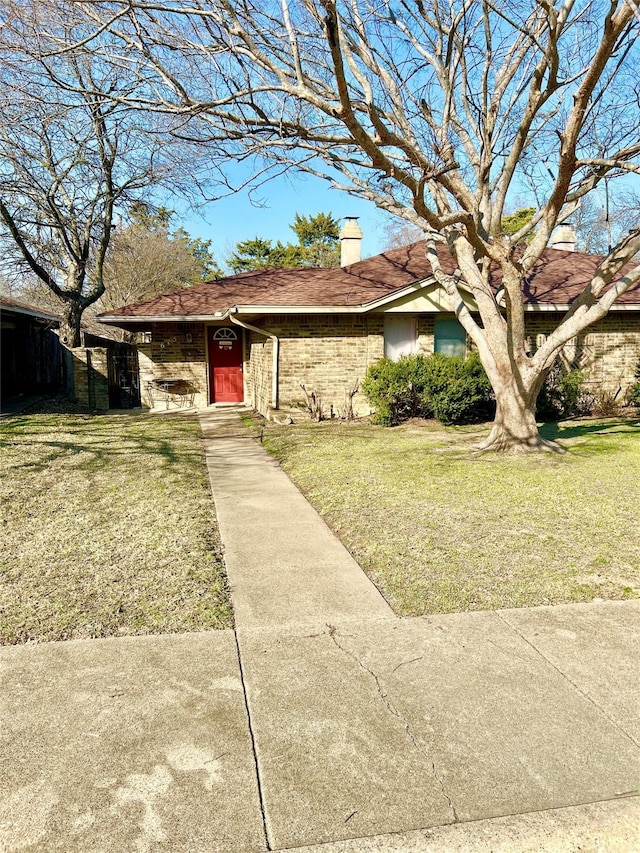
top-left (71, 347), bottom-right (109, 410)
top-left (245, 313), bottom-right (452, 417)
top-left (245, 311), bottom-right (639, 418)
top-left (248, 314), bottom-right (384, 417)
top-left (245, 331), bottom-right (273, 414)
top-left (138, 322), bottom-right (209, 409)
top-left (524, 312), bottom-right (640, 394)
top-left (131, 312), bottom-right (639, 417)
top-left (417, 315), bottom-right (436, 354)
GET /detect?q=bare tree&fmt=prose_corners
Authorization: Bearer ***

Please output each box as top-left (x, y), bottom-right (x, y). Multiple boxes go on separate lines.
top-left (0, 1), bottom-right (203, 347)
top-left (76, 0), bottom-right (639, 449)
top-left (98, 204), bottom-right (220, 313)
top-left (573, 190), bottom-right (640, 254)
top-left (382, 217), bottom-right (424, 251)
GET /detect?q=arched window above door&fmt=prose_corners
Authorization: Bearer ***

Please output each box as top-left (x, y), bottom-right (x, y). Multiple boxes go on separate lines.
top-left (212, 327), bottom-right (238, 349)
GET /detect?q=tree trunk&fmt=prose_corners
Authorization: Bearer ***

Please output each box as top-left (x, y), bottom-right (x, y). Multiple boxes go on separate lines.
top-left (59, 301), bottom-right (83, 348)
top-left (477, 379), bottom-right (562, 453)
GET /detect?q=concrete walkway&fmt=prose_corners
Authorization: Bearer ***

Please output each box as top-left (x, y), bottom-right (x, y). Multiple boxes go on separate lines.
top-left (1, 408), bottom-right (639, 852)
top-left (199, 408), bottom-right (393, 630)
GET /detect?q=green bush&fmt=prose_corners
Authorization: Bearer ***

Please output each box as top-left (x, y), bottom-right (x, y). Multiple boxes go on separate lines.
top-left (433, 373), bottom-right (495, 425)
top-left (536, 365), bottom-right (593, 421)
top-left (628, 359), bottom-right (640, 407)
top-left (362, 351), bottom-right (494, 426)
top-left (361, 355), bottom-right (433, 426)
top-left (628, 385), bottom-right (640, 406)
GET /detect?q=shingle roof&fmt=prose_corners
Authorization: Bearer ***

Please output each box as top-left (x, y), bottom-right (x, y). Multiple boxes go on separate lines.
top-left (0, 295), bottom-right (61, 323)
top-left (97, 241), bottom-right (640, 321)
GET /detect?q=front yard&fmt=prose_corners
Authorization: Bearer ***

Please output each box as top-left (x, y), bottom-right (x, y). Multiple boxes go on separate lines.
top-left (2, 406), bottom-right (637, 644)
top-left (262, 416), bottom-right (640, 615)
top-left (0, 410), bottom-right (232, 644)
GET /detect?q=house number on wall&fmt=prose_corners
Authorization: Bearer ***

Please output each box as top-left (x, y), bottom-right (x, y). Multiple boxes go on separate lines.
top-left (213, 328), bottom-right (237, 350)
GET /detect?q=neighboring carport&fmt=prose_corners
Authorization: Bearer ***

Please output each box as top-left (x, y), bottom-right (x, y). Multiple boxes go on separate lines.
top-left (0, 296), bottom-right (62, 405)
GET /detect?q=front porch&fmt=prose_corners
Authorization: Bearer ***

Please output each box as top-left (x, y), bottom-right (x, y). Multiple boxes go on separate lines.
top-left (137, 321), bottom-right (249, 411)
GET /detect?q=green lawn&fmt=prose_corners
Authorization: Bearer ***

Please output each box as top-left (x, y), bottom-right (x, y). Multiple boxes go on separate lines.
top-left (0, 411), bottom-right (232, 644)
top-left (262, 416), bottom-right (640, 615)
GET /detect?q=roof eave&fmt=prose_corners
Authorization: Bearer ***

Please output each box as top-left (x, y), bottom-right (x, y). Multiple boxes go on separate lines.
top-left (524, 302), bottom-right (640, 311)
top-left (97, 310), bottom-right (231, 324)
top-left (1, 304), bottom-right (61, 323)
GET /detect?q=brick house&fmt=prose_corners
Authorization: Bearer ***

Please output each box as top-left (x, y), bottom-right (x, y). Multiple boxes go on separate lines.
top-left (97, 226), bottom-right (640, 418)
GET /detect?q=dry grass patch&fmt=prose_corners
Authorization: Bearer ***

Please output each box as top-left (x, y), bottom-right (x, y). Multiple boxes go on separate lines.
top-left (262, 416), bottom-right (640, 615)
top-left (0, 411), bottom-right (232, 644)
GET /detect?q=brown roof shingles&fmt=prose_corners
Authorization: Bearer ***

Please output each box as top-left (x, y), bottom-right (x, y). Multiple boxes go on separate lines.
top-left (0, 295), bottom-right (61, 322)
top-left (97, 241), bottom-right (640, 321)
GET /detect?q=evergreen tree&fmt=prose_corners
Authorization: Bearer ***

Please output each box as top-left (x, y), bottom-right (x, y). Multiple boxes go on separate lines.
top-left (228, 212), bottom-right (340, 272)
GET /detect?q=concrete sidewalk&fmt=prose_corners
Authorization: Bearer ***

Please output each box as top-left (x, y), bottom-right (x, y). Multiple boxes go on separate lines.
top-left (1, 408), bottom-right (639, 852)
top-left (236, 604), bottom-right (640, 849)
top-left (0, 632), bottom-right (265, 852)
top-left (2, 607), bottom-right (638, 852)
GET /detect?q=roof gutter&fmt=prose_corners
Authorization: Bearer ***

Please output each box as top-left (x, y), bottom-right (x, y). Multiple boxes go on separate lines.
top-left (97, 312), bottom-right (228, 324)
top-left (1, 304), bottom-right (61, 323)
top-left (229, 313), bottom-right (279, 410)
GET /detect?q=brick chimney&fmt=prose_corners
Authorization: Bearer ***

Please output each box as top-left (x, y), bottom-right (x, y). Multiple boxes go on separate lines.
top-left (340, 217), bottom-right (363, 266)
top-left (550, 225), bottom-right (577, 252)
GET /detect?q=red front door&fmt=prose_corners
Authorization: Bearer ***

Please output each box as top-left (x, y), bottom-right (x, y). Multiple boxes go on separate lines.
top-left (208, 327), bottom-right (244, 403)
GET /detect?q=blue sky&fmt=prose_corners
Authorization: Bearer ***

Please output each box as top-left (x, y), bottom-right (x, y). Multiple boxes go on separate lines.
top-left (177, 171), bottom-right (388, 272)
top-left (175, 161), bottom-right (640, 273)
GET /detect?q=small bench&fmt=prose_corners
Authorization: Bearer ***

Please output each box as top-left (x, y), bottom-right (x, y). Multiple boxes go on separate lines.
top-left (146, 379), bottom-right (196, 409)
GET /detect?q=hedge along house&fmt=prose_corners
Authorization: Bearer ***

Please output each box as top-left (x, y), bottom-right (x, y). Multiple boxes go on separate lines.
top-left (97, 221), bottom-right (640, 419)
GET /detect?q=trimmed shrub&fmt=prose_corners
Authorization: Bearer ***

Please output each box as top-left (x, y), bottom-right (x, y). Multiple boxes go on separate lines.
top-left (433, 373), bottom-right (495, 425)
top-left (628, 359), bottom-right (640, 407)
top-left (361, 355), bottom-right (433, 426)
top-left (536, 365), bottom-right (593, 421)
top-left (362, 351), bottom-right (494, 426)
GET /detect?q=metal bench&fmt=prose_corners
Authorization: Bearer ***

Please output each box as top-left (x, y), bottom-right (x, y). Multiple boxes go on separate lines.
top-left (146, 379), bottom-right (196, 409)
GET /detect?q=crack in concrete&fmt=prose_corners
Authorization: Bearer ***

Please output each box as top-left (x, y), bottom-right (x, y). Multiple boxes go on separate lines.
top-left (326, 623), bottom-right (458, 823)
top-left (495, 612), bottom-right (640, 751)
top-left (233, 630), bottom-right (272, 852)
top-left (392, 655), bottom-right (424, 673)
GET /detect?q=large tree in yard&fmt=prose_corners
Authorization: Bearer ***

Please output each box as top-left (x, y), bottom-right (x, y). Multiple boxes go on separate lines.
top-left (79, 1), bottom-right (639, 448)
top-left (0, 1), bottom-right (202, 347)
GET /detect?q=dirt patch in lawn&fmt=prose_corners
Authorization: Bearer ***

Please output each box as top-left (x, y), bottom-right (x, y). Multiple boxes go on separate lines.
top-left (261, 415), bottom-right (640, 615)
top-left (0, 410), bottom-right (232, 644)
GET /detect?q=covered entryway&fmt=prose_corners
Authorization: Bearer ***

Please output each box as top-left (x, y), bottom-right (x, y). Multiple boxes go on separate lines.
top-left (207, 326), bottom-right (244, 403)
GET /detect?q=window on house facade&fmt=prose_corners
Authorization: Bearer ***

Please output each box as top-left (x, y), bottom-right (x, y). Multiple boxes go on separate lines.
top-left (384, 315), bottom-right (416, 360)
top-left (434, 315), bottom-right (467, 357)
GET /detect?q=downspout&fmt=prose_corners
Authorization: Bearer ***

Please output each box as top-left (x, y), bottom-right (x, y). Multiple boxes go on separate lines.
top-left (229, 313), bottom-right (279, 410)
